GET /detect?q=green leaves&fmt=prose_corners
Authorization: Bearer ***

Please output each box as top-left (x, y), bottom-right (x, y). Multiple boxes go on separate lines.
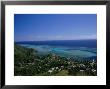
top-left (14, 44), bottom-right (97, 76)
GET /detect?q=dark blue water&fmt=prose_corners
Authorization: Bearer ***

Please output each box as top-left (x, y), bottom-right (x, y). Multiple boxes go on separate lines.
top-left (16, 39), bottom-right (97, 48)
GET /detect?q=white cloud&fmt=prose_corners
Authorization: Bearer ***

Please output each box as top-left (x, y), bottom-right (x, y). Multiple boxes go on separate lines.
top-left (54, 35), bottom-right (63, 39)
top-left (15, 34), bottom-right (97, 41)
top-left (75, 34), bottom-right (97, 40)
top-left (34, 34), bottom-right (97, 41)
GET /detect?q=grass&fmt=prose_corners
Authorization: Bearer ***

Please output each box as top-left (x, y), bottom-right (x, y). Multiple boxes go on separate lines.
top-left (54, 70), bottom-right (69, 76)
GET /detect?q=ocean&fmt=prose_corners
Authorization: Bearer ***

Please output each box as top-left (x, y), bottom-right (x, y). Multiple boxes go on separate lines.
top-left (15, 39), bottom-right (97, 61)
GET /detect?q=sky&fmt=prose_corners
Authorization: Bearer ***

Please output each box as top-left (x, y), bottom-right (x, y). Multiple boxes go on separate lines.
top-left (14, 14), bottom-right (97, 41)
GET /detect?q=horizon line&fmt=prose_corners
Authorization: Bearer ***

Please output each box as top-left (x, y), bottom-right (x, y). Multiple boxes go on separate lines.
top-left (15, 39), bottom-right (97, 42)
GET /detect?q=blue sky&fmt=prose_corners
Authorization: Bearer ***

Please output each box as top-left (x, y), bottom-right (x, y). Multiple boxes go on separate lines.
top-left (14, 14), bottom-right (97, 41)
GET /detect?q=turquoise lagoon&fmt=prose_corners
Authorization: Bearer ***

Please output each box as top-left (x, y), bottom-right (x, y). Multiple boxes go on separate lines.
top-left (19, 44), bottom-right (97, 60)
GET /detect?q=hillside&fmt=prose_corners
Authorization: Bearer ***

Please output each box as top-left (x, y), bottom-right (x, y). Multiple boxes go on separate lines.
top-left (14, 44), bottom-right (97, 76)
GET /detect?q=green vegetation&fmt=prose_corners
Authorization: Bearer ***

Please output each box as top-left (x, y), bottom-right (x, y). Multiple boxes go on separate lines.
top-left (14, 44), bottom-right (97, 76)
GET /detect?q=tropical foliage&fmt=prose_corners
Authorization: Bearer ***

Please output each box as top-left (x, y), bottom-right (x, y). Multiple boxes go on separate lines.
top-left (14, 44), bottom-right (97, 76)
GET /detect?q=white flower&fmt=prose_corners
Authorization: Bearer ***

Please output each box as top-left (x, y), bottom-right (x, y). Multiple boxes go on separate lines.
top-left (80, 70), bottom-right (84, 72)
top-left (56, 67), bottom-right (59, 69)
top-left (61, 66), bottom-right (64, 68)
top-left (48, 70), bottom-right (52, 73)
top-left (72, 65), bottom-right (75, 68)
top-left (58, 69), bottom-right (61, 71)
top-left (51, 68), bottom-right (54, 70)
top-left (68, 62), bottom-right (70, 64)
top-left (92, 69), bottom-right (96, 72)
top-left (80, 64), bottom-right (85, 67)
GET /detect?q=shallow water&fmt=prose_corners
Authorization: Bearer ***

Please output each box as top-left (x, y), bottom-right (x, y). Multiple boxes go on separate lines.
top-left (19, 44), bottom-right (97, 60)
